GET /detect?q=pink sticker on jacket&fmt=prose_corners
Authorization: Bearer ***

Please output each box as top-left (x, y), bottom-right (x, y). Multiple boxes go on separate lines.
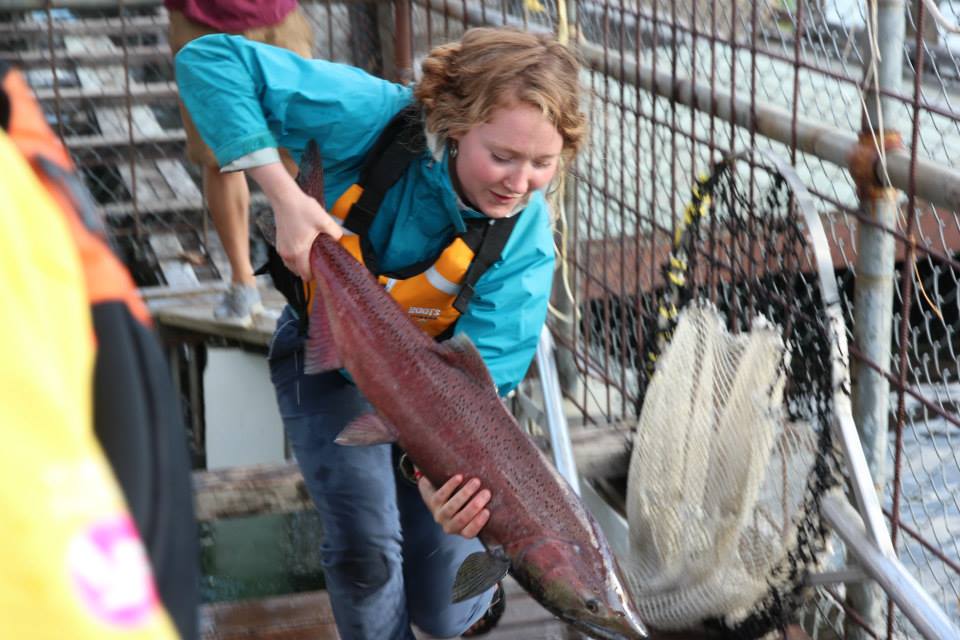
top-left (68, 515), bottom-right (159, 627)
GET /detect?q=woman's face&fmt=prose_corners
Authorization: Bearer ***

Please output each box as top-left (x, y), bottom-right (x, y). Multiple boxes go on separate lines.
top-left (451, 102), bottom-right (564, 219)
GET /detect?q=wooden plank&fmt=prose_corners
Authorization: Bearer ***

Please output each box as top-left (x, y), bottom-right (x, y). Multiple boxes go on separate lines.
top-left (2, 43), bottom-right (169, 67)
top-left (65, 129), bottom-right (187, 162)
top-left (103, 195), bottom-right (203, 217)
top-left (148, 232), bottom-right (200, 288)
top-left (32, 81), bottom-right (178, 105)
top-left (193, 462), bottom-right (311, 522)
top-left (0, 14), bottom-right (167, 38)
top-left (156, 158), bottom-right (202, 201)
top-left (200, 590), bottom-right (339, 640)
top-left (198, 579), bottom-right (575, 640)
top-left (103, 193), bottom-right (269, 219)
top-left (140, 282), bottom-right (228, 301)
top-left (152, 287), bottom-right (284, 346)
top-left (197, 580), bottom-right (788, 639)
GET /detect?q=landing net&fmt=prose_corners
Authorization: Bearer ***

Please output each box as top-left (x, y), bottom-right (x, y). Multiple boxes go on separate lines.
top-left (625, 151), bottom-right (843, 637)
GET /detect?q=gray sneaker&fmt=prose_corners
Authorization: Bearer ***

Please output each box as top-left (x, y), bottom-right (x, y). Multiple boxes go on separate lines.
top-left (214, 283), bottom-right (264, 324)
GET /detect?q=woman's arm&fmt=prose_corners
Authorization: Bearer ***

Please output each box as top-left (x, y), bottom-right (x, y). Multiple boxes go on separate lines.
top-left (174, 34), bottom-right (411, 169)
top-left (247, 163), bottom-right (341, 279)
top-left (174, 34), bottom-right (410, 276)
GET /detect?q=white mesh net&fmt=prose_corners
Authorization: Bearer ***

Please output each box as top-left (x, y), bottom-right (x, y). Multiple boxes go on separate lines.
top-left (626, 303), bottom-right (821, 630)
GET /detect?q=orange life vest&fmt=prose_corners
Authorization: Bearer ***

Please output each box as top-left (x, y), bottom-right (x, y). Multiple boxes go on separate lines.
top-left (323, 182), bottom-right (517, 337)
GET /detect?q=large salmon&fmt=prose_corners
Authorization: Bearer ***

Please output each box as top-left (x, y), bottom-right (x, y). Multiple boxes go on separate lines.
top-left (297, 142), bottom-right (647, 639)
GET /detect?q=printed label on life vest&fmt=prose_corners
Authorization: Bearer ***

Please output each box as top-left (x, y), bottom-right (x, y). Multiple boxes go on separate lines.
top-left (408, 306), bottom-right (441, 319)
top-left (68, 515), bottom-right (158, 627)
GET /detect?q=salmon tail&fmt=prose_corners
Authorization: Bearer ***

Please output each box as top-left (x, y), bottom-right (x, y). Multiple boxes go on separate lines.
top-left (304, 283), bottom-right (342, 374)
top-left (297, 140), bottom-right (324, 201)
top-left (299, 142), bottom-right (337, 376)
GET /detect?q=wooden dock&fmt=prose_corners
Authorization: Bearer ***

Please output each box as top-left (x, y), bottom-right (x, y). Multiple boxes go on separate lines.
top-left (200, 578), bottom-right (582, 640)
top-left (145, 282), bottom-right (287, 348)
top-left (198, 579), bottom-right (812, 639)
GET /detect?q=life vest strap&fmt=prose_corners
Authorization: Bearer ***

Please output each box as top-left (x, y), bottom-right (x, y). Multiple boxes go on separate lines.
top-left (344, 105), bottom-right (425, 237)
top-left (0, 62), bottom-right (9, 130)
top-left (453, 215), bottom-right (521, 313)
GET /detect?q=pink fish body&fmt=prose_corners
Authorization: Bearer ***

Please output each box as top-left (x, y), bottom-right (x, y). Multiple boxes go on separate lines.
top-left (299, 144), bottom-right (646, 639)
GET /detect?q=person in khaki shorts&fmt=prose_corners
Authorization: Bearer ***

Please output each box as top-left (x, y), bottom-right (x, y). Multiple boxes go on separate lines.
top-left (166, 1), bottom-right (313, 323)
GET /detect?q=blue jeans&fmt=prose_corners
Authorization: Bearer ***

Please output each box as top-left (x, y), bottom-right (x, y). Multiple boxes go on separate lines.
top-left (268, 307), bottom-right (493, 640)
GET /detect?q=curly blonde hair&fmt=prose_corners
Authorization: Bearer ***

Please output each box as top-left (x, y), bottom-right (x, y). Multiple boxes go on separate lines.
top-left (414, 27), bottom-right (585, 160)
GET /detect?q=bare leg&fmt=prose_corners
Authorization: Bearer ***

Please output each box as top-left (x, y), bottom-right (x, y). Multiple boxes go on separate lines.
top-left (204, 166), bottom-right (255, 287)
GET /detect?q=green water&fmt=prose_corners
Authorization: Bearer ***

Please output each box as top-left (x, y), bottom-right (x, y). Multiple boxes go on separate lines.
top-left (199, 510), bottom-right (327, 603)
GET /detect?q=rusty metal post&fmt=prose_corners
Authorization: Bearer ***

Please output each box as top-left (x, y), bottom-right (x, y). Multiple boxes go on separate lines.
top-left (393, 0), bottom-right (413, 84)
top-left (845, 1), bottom-right (906, 637)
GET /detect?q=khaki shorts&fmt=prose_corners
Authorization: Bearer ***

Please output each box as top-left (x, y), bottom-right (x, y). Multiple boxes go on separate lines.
top-left (169, 8), bottom-right (314, 168)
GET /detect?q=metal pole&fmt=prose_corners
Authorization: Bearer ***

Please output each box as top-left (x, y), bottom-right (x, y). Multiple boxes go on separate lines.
top-left (536, 326), bottom-right (581, 495)
top-left (846, 2), bottom-right (906, 637)
top-left (551, 175), bottom-right (582, 398)
top-left (823, 494), bottom-right (960, 640)
top-left (393, 0), bottom-right (414, 84)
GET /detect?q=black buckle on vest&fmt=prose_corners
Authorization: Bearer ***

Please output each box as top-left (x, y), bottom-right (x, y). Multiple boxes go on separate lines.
top-left (344, 200), bottom-right (377, 236)
top-left (453, 282), bottom-right (475, 314)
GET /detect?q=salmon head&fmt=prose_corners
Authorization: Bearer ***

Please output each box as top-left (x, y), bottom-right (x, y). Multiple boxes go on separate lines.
top-left (508, 520), bottom-right (647, 639)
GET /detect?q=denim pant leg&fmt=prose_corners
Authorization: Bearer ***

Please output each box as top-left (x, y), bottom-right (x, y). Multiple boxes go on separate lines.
top-left (268, 310), bottom-right (413, 640)
top-left (397, 475), bottom-right (495, 638)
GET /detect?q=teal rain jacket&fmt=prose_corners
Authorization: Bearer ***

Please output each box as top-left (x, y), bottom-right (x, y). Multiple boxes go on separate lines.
top-left (175, 35), bottom-right (555, 395)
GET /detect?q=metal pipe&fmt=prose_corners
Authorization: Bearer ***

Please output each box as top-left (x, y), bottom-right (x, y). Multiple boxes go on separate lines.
top-left (5, 0), bottom-right (158, 6)
top-left (536, 327), bottom-right (581, 495)
top-left (418, 0), bottom-right (960, 214)
top-left (823, 494), bottom-right (960, 640)
top-left (393, 0), bottom-right (413, 84)
top-left (552, 176), bottom-right (582, 398)
top-left (3, 0), bottom-right (380, 7)
top-left (846, 3), bottom-right (906, 636)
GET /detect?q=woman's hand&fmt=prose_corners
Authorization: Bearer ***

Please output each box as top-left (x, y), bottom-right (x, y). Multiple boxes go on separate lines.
top-left (274, 189), bottom-right (342, 280)
top-left (418, 473), bottom-right (492, 539)
top-left (248, 162), bottom-right (342, 280)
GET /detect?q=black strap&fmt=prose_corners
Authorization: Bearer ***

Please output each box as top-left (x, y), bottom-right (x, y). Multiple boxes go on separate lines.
top-left (452, 214), bottom-right (522, 314)
top-left (0, 61), bottom-right (10, 132)
top-left (344, 105), bottom-right (425, 236)
top-left (92, 302), bottom-right (199, 640)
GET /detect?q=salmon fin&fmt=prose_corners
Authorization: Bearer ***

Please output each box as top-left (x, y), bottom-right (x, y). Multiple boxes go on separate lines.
top-left (297, 140), bottom-right (324, 201)
top-left (451, 549), bottom-right (510, 603)
top-left (335, 412), bottom-right (398, 446)
top-left (304, 293), bottom-right (341, 374)
top-left (439, 333), bottom-right (496, 391)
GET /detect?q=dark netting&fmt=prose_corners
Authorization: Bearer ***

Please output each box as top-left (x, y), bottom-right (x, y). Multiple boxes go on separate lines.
top-left (636, 151), bottom-right (843, 638)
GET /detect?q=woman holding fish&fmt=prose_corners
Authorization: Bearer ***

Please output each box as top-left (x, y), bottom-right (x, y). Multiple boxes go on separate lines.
top-left (176, 27), bottom-right (586, 639)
